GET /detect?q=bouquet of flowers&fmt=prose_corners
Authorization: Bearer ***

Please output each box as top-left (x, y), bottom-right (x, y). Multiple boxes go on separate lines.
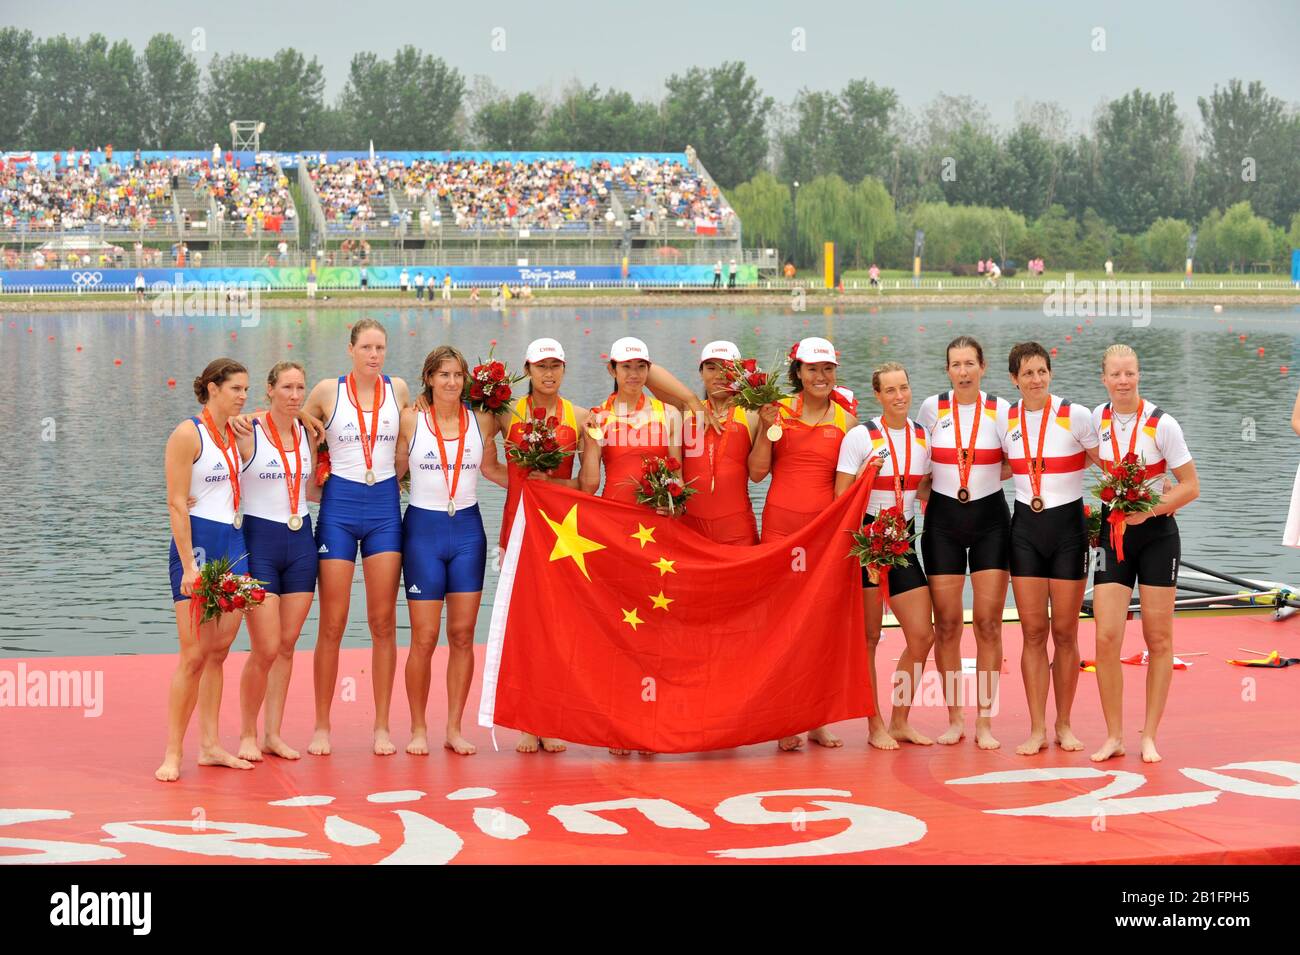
top-left (189, 556), bottom-right (267, 626)
top-left (1083, 502), bottom-right (1103, 549)
top-left (505, 404), bottom-right (574, 473)
top-left (464, 345), bottom-right (525, 415)
top-left (1093, 454), bottom-right (1160, 561)
top-left (633, 455), bottom-right (696, 514)
top-left (847, 506), bottom-right (919, 585)
top-left (723, 356), bottom-right (789, 441)
top-left (315, 442), bottom-right (331, 485)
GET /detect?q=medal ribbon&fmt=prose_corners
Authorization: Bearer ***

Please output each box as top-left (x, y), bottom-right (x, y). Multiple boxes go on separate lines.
top-left (881, 417), bottom-right (912, 514)
top-left (1106, 399), bottom-right (1144, 474)
top-left (1018, 399), bottom-right (1050, 503)
top-left (264, 415), bottom-right (303, 519)
top-left (347, 372), bottom-right (382, 475)
top-left (430, 403), bottom-right (468, 506)
top-left (704, 404), bottom-right (737, 493)
top-left (951, 390), bottom-right (982, 493)
top-left (201, 407), bottom-right (241, 516)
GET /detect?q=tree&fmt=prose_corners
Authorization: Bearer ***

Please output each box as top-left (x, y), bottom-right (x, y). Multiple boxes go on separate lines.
top-left (140, 34), bottom-right (201, 148)
top-left (202, 49), bottom-right (327, 150)
top-left (1024, 205), bottom-right (1081, 270)
top-left (473, 91), bottom-right (547, 150)
top-left (987, 207), bottom-right (1027, 267)
top-left (724, 171), bottom-right (791, 254)
top-left (0, 28), bottom-right (36, 144)
top-left (848, 177), bottom-right (896, 267)
top-left (1195, 80), bottom-right (1300, 226)
top-left (29, 34), bottom-right (92, 147)
top-left (1213, 201), bottom-right (1273, 272)
top-left (777, 79), bottom-right (898, 185)
top-left (997, 124), bottom-right (1056, 220)
top-left (85, 36), bottom-right (143, 147)
top-left (1093, 89), bottom-right (1191, 233)
top-left (1142, 218), bottom-right (1191, 271)
top-left (338, 47), bottom-right (464, 149)
top-left (663, 61), bottom-right (772, 188)
top-left (541, 84), bottom-right (662, 151)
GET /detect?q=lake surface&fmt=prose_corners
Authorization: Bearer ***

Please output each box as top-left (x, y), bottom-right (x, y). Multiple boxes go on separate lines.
top-left (2, 302), bottom-right (1298, 657)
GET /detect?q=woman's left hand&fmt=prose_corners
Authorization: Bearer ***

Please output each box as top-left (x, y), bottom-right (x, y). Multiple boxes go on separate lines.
top-left (1125, 510), bottom-right (1153, 527)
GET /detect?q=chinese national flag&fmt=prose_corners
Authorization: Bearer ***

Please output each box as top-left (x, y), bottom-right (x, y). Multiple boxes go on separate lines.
top-left (478, 477), bottom-right (875, 753)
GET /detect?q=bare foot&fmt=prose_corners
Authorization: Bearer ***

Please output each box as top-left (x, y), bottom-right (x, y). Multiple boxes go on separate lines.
top-left (1090, 737), bottom-right (1126, 762)
top-left (778, 734), bottom-right (806, 752)
top-left (868, 723), bottom-right (900, 751)
top-left (975, 723), bottom-right (1001, 750)
top-left (1015, 730), bottom-right (1049, 756)
top-left (198, 746), bottom-right (255, 770)
top-left (517, 733), bottom-right (540, 753)
top-left (541, 738), bottom-right (567, 753)
top-left (808, 727), bottom-right (843, 748)
top-left (936, 722), bottom-right (965, 745)
top-left (307, 729), bottom-right (331, 756)
top-left (155, 752), bottom-right (182, 782)
top-left (1139, 736), bottom-right (1162, 763)
top-left (608, 747), bottom-right (631, 756)
top-left (445, 731), bottom-right (476, 756)
top-left (373, 729), bottom-right (397, 756)
top-left (237, 735), bottom-right (264, 762)
top-left (889, 722), bottom-right (934, 745)
top-left (262, 734), bottom-right (301, 760)
top-left (1055, 724), bottom-right (1084, 752)
top-left (406, 731), bottom-right (430, 756)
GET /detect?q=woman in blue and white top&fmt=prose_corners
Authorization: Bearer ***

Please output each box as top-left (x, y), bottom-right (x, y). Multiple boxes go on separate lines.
top-left (396, 345), bottom-right (507, 757)
top-left (157, 358), bottom-right (254, 782)
top-left (834, 361), bottom-right (935, 751)
top-left (234, 360), bottom-right (319, 763)
top-left (301, 318), bottom-right (410, 758)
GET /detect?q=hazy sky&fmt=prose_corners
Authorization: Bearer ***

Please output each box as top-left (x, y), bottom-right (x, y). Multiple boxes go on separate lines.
top-left (6, 0), bottom-right (1298, 133)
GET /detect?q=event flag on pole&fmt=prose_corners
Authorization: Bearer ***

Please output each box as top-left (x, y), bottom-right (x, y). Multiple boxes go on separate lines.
top-left (478, 477), bottom-right (876, 753)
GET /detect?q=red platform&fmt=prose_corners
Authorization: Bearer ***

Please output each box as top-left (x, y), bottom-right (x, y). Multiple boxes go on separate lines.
top-left (2, 614), bottom-right (1298, 865)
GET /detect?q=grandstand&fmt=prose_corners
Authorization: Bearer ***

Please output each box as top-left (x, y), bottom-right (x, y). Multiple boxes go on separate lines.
top-left (0, 147), bottom-right (776, 282)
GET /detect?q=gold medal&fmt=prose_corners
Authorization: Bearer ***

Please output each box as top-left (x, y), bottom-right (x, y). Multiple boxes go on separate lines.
top-left (365, 469), bottom-right (376, 485)
top-left (766, 423), bottom-right (783, 442)
top-left (586, 425), bottom-right (605, 441)
top-left (232, 513), bottom-right (243, 529)
top-left (288, 514), bottom-right (303, 531)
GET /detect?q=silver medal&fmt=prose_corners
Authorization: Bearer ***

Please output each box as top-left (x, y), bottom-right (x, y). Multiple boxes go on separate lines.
top-left (447, 500), bottom-right (456, 518)
top-left (365, 469), bottom-right (376, 486)
top-left (288, 514), bottom-right (304, 531)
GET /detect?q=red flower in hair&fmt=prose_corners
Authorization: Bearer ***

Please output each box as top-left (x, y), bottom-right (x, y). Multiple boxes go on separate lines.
top-left (788, 343), bottom-right (799, 361)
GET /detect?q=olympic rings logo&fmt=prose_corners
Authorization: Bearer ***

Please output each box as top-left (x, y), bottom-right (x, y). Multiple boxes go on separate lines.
top-left (70, 271), bottom-right (103, 287)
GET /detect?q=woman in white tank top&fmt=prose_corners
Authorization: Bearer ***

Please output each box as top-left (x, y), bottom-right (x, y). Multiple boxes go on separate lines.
top-left (396, 345), bottom-right (507, 757)
top-left (157, 358), bottom-right (255, 782)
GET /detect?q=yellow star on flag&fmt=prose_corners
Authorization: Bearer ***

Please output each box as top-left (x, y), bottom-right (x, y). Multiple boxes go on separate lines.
top-left (652, 556), bottom-right (677, 576)
top-left (621, 607), bottom-right (644, 630)
top-left (539, 504), bottom-right (606, 581)
top-left (630, 523), bottom-right (657, 549)
top-left (649, 590), bottom-right (673, 611)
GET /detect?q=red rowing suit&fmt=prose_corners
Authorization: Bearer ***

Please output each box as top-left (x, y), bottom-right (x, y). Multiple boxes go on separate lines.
top-left (680, 405), bottom-right (758, 546)
top-left (500, 394), bottom-right (579, 550)
top-left (599, 395), bottom-right (669, 504)
top-left (760, 395), bottom-right (852, 543)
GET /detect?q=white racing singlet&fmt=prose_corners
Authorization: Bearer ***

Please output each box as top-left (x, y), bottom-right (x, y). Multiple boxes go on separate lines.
top-left (323, 374), bottom-right (399, 482)
top-left (188, 416), bottom-right (238, 524)
top-left (241, 418), bottom-right (312, 523)
top-left (408, 406), bottom-right (483, 511)
top-left (918, 391), bottom-right (1008, 502)
top-left (1001, 395), bottom-right (1098, 508)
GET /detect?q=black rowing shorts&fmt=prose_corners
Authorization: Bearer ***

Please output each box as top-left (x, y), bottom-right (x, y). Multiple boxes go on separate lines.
top-left (1092, 510), bottom-right (1180, 589)
top-left (921, 491), bottom-right (1011, 576)
top-left (1010, 498), bottom-right (1089, 581)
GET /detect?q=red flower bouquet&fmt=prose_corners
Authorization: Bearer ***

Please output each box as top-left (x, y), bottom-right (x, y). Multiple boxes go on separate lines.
top-left (632, 455), bottom-right (696, 514)
top-left (190, 556), bottom-right (267, 626)
top-left (1083, 501), bottom-right (1104, 550)
top-left (848, 506), bottom-right (919, 584)
top-left (1093, 453), bottom-right (1160, 561)
top-left (464, 345), bottom-right (525, 415)
top-left (722, 356), bottom-right (789, 411)
top-left (505, 404), bottom-right (574, 473)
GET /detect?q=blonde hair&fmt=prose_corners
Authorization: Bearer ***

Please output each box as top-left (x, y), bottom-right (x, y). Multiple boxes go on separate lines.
top-left (872, 361), bottom-right (909, 393)
top-left (1101, 343), bottom-right (1139, 374)
top-left (267, 360), bottom-right (305, 387)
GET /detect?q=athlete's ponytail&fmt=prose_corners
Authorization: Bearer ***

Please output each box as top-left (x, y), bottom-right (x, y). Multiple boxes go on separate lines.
top-left (193, 358), bottom-right (248, 404)
top-left (871, 361), bottom-right (909, 393)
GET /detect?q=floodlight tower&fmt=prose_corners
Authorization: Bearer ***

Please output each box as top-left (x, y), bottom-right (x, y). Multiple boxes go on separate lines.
top-left (229, 121), bottom-right (266, 155)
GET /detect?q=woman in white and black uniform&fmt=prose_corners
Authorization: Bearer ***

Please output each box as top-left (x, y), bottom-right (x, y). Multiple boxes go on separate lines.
top-left (834, 361), bottom-right (936, 749)
top-left (917, 336), bottom-right (1012, 750)
top-left (1090, 343), bottom-right (1199, 764)
top-left (234, 361), bottom-right (319, 763)
top-left (396, 345), bottom-right (507, 757)
top-left (1001, 341), bottom-right (1101, 757)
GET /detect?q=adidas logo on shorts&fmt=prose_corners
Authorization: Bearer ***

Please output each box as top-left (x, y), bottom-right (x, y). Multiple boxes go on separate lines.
top-left (408, 585), bottom-right (421, 594)
top-left (318, 544), bottom-right (329, 553)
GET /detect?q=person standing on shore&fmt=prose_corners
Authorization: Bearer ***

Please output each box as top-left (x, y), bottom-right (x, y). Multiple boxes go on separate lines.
top-left (728, 258), bottom-right (737, 288)
top-left (713, 260), bottom-right (722, 289)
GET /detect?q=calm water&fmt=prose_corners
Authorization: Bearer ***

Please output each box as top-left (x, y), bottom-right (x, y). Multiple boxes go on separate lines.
top-left (2, 303), bottom-right (1298, 657)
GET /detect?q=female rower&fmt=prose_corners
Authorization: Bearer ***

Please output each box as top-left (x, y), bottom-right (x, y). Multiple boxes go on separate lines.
top-left (1090, 343), bottom-right (1199, 763)
top-left (676, 341), bottom-right (761, 546)
top-left (750, 336), bottom-right (855, 750)
top-left (835, 361), bottom-right (935, 749)
top-left (301, 319), bottom-right (410, 756)
top-left (1000, 342), bottom-right (1100, 756)
top-left (916, 337), bottom-right (1011, 749)
top-left (486, 338), bottom-right (587, 754)
top-left (157, 359), bottom-right (255, 781)
top-left (234, 361), bottom-right (319, 762)
top-left (396, 345), bottom-right (507, 756)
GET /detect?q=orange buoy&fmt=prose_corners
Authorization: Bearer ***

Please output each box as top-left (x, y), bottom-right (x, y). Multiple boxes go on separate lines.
top-left (918, 325), bottom-right (926, 332)
top-left (1281, 366), bottom-right (1289, 374)
top-left (47, 335), bottom-right (55, 341)
top-left (1050, 348), bottom-right (1058, 356)
top-left (882, 336), bottom-right (889, 344)
top-left (154, 319), bottom-right (161, 326)
top-left (27, 327), bottom-right (33, 333)
top-left (1257, 347), bottom-right (1265, 356)
top-left (490, 339), bottom-right (497, 346)
top-left (689, 338), bottom-right (697, 344)
top-left (1065, 335), bottom-right (1072, 342)
top-left (76, 345), bottom-right (83, 352)
top-left (167, 378), bottom-right (176, 388)
top-left (114, 358), bottom-right (123, 366)
top-left (286, 343), bottom-right (293, 349)
top-left (230, 332), bottom-right (237, 340)
top-left (600, 353), bottom-right (609, 359)
top-left (584, 328), bottom-right (591, 335)
top-left (1076, 325), bottom-right (1083, 332)
top-left (1239, 334), bottom-right (1247, 342)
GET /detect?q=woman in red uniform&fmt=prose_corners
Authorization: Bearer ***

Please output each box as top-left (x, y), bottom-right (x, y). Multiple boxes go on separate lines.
top-left (1000, 342), bottom-right (1101, 756)
top-left (916, 337), bottom-right (1012, 750)
top-left (750, 337), bottom-right (856, 750)
top-left (1090, 343), bottom-right (1199, 764)
top-left (486, 337), bottom-right (589, 754)
top-left (676, 341), bottom-right (760, 545)
top-left (835, 361), bottom-right (935, 749)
